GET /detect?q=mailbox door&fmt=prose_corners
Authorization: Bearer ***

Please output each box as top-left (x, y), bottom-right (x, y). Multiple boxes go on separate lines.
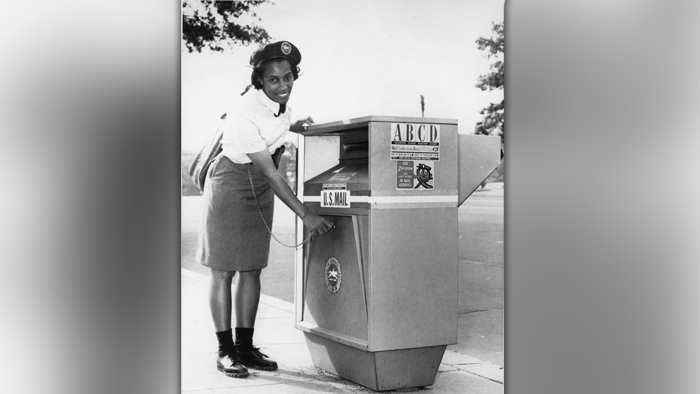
top-left (301, 214), bottom-right (369, 348)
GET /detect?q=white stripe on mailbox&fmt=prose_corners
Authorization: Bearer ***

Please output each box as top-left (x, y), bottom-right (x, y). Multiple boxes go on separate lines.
top-left (305, 195), bottom-right (457, 204)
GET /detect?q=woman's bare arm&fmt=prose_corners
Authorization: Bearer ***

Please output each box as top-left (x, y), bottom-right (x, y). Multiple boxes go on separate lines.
top-left (247, 149), bottom-right (333, 235)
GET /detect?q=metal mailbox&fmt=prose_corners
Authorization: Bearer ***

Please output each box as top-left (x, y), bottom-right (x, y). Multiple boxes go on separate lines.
top-left (293, 116), bottom-right (500, 391)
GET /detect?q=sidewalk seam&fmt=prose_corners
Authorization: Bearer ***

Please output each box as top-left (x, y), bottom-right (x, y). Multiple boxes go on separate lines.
top-left (459, 259), bottom-right (503, 268)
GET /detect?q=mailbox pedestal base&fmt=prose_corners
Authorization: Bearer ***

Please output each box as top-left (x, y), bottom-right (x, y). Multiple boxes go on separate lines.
top-left (304, 333), bottom-right (445, 391)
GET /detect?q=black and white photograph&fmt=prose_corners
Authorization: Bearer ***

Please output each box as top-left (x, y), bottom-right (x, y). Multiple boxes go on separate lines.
top-left (181, 0), bottom-right (505, 392)
top-left (4, 1), bottom-right (700, 393)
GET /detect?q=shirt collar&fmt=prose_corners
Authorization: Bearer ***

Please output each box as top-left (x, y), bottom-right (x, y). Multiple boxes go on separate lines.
top-left (255, 89), bottom-right (286, 117)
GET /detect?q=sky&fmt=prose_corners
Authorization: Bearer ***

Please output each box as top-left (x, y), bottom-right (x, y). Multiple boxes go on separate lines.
top-left (182, 0), bottom-right (504, 151)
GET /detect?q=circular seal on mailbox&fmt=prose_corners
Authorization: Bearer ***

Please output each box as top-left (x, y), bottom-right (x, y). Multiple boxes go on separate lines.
top-left (325, 258), bottom-right (342, 294)
top-left (281, 41), bottom-right (292, 55)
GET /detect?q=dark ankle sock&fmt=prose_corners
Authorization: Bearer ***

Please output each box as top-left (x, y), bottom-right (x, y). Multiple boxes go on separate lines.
top-left (215, 329), bottom-right (235, 356)
top-left (235, 327), bottom-right (254, 351)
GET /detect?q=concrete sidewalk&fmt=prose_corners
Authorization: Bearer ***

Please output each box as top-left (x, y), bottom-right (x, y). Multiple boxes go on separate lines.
top-left (182, 269), bottom-right (504, 393)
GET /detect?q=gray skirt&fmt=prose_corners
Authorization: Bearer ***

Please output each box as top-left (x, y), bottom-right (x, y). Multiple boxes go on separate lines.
top-left (196, 155), bottom-right (274, 271)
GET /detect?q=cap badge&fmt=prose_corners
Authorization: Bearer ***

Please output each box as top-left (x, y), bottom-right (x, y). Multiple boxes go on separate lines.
top-left (281, 42), bottom-right (292, 55)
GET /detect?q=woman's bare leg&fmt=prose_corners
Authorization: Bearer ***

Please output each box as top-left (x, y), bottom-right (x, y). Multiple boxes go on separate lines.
top-left (232, 269), bottom-right (277, 370)
top-left (209, 268), bottom-right (236, 331)
top-left (233, 269), bottom-right (261, 327)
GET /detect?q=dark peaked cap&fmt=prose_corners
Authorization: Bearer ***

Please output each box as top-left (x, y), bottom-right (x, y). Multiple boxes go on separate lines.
top-left (250, 41), bottom-right (302, 67)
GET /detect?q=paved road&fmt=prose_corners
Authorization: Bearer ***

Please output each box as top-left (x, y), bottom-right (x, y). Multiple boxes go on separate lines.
top-left (453, 189), bottom-right (504, 366)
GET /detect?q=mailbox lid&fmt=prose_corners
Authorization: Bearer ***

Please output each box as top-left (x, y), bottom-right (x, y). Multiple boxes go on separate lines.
top-left (304, 162), bottom-right (369, 197)
top-left (299, 115), bottom-right (457, 136)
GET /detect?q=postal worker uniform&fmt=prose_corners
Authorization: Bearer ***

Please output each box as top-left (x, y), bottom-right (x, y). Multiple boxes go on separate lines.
top-left (196, 88), bottom-right (292, 271)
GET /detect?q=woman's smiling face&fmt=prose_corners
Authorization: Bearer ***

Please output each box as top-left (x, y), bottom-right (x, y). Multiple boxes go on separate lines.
top-left (259, 59), bottom-right (294, 105)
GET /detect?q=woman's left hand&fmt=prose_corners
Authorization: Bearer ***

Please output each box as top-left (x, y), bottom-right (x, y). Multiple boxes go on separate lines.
top-left (290, 116), bottom-right (315, 133)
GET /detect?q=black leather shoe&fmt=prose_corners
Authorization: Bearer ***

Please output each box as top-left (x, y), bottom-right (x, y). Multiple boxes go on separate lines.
top-left (236, 346), bottom-right (278, 371)
top-left (216, 352), bottom-right (249, 378)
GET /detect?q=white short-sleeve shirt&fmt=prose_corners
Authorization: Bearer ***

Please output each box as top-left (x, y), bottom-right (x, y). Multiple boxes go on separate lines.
top-left (221, 88), bottom-right (292, 164)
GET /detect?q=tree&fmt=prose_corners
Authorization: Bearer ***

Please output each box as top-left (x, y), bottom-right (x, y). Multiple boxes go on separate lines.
top-left (474, 22), bottom-right (504, 142)
top-left (182, 0), bottom-right (272, 53)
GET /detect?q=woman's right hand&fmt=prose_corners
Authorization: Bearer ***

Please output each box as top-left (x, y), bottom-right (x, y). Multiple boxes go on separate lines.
top-left (302, 212), bottom-right (334, 236)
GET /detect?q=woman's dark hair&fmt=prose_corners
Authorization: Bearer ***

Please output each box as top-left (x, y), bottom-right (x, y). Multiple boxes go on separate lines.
top-left (250, 59), bottom-right (301, 89)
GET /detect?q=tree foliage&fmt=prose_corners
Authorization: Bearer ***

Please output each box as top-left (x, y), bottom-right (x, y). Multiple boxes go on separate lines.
top-left (474, 22), bottom-right (504, 142)
top-left (182, 0), bottom-right (272, 53)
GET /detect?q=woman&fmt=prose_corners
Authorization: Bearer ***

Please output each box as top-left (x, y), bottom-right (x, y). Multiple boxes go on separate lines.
top-left (196, 41), bottom-right (334, 378)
